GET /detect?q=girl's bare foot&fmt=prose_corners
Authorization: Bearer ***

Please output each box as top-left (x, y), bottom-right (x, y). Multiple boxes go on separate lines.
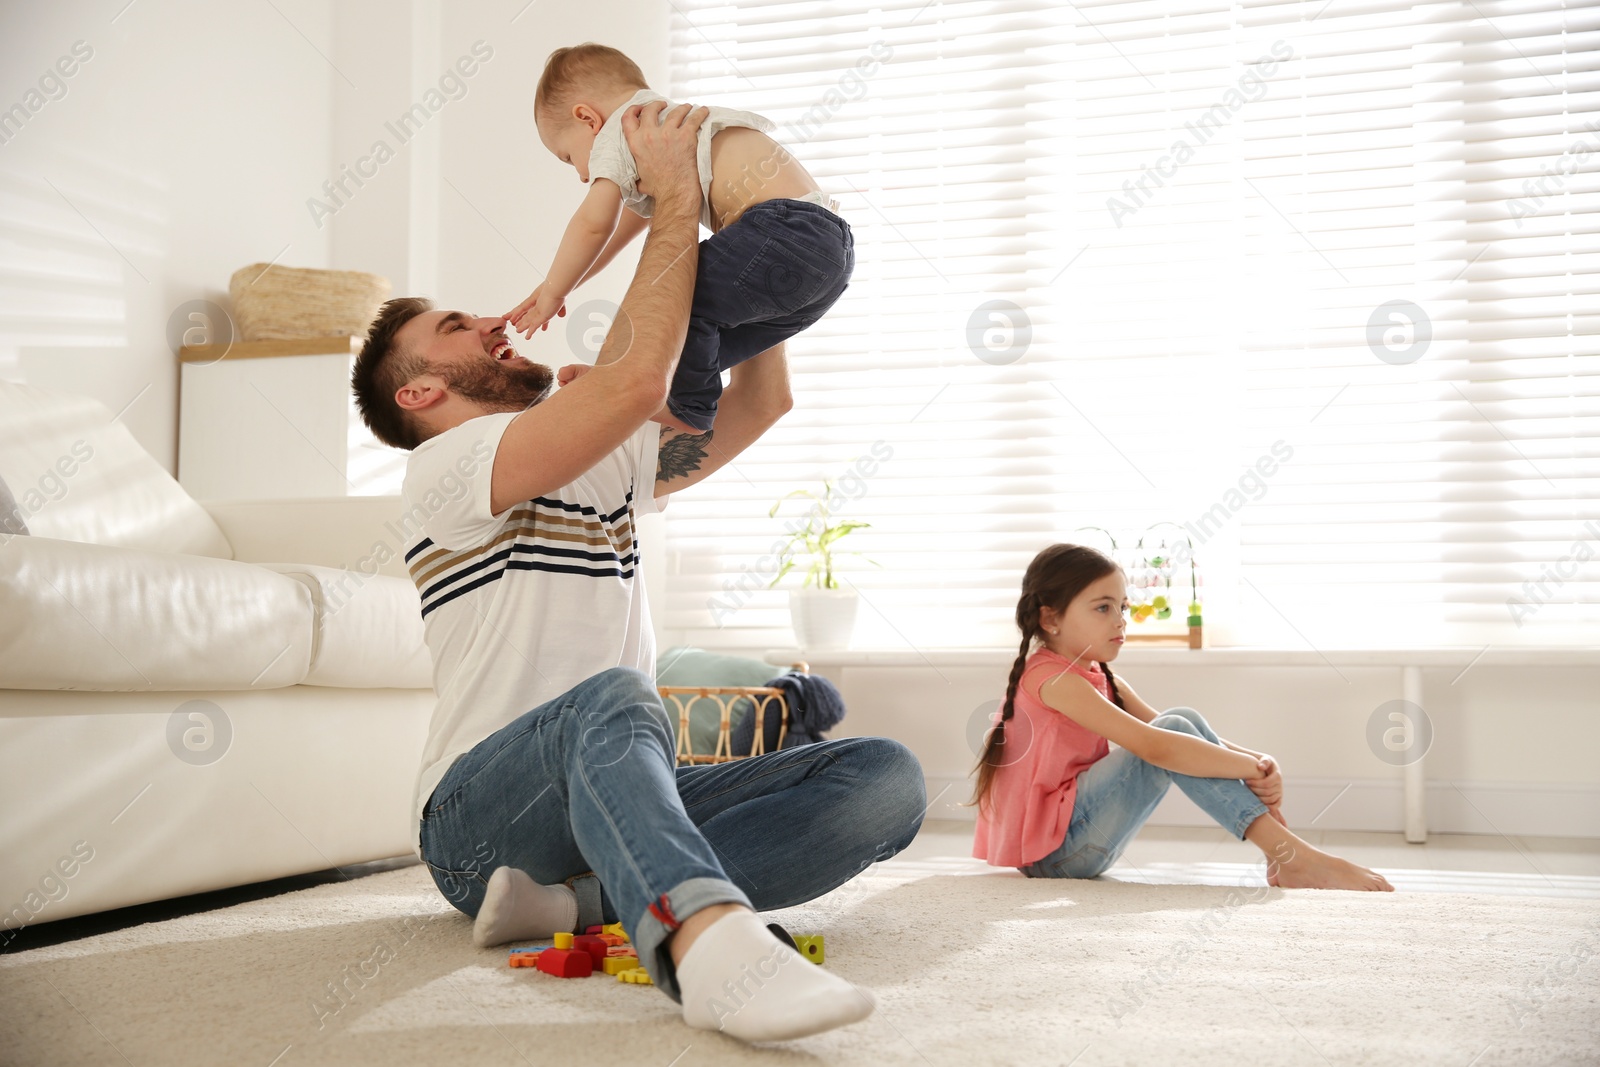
top-left (1269, 844), bottom-right (1394, 892)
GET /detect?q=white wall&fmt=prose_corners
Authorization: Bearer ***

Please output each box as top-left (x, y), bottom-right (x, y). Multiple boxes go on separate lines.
top-left (778, 656), bottom-right (1600, 838)
top-left (0, 0), bottom-right (335, 472)
top-left (432, 2), bottom-right (670, 360)
top-left (0, 0), bottom-right (668, 487)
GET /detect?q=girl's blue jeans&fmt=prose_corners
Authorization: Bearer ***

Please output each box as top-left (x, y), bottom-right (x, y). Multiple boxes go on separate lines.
top-left (1020, 707), bottom-right (1269, 879)
top-left (417, 667), bottom-right (925, 1000)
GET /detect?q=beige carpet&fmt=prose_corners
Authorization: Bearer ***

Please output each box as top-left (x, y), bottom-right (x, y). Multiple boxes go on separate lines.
top-left (2, 856), bottom-right (1596, 1066)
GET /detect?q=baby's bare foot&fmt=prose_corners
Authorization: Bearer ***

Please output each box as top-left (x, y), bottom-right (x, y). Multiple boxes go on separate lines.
top-left (1271, 846), bottom-right (1393, 891)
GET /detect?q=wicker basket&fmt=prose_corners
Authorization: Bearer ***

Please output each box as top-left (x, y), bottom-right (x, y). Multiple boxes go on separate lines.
top-left (228, 263), bottom-right (391, 342)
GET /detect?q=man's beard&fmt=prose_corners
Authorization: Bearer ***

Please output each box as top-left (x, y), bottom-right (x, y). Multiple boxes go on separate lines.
top-left (434, 356), bottom-right (554, 410)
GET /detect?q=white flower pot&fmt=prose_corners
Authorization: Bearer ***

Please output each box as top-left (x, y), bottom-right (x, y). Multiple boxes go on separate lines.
top-left (788, 588), bottom-right (859, 651)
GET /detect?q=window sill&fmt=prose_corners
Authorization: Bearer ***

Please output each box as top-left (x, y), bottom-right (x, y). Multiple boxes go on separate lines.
top-left (763, 646), bottom-right (1600, 669)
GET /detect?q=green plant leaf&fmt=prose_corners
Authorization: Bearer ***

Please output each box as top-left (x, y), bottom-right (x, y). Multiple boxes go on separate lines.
top-left (767, 559), bottom-right (796, 589)
top-left (820, 521), bottom-right (870, 547)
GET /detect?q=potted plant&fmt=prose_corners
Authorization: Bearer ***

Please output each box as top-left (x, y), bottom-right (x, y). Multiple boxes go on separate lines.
top-left (768, 481), bottom-right (874, 650)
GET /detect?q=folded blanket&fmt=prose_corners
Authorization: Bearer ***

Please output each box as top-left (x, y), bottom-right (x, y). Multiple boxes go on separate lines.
top-left (730, 671), bottom-right (847, 756)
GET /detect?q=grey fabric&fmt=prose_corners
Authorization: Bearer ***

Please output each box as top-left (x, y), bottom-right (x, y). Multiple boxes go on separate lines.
top-left (0, 473), bottom-right (27, 536)
top-left (566, 871), bottom-right (604, 932)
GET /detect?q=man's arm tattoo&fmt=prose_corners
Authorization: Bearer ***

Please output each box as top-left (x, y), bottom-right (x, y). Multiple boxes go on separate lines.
top-left (657, 428), bottom-right (714, 484)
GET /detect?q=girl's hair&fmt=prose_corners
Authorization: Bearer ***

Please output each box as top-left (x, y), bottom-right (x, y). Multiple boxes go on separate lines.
top-left (969, 543), bottom-right (1125, 813)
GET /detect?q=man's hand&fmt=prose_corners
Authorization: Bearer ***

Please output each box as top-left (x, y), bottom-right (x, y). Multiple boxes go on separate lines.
top-left (622, 100), bottom-right (708, 204)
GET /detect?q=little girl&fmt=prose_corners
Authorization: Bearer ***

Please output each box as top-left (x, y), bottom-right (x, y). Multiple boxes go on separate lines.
top-left (972, 543), bottom-right (1393, 891)
top-left (508, 43), bottom-right (853, 435)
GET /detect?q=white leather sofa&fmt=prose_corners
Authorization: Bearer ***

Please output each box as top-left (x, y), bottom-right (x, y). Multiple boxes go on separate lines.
top-left (0, 380), bottom-right (433, 939)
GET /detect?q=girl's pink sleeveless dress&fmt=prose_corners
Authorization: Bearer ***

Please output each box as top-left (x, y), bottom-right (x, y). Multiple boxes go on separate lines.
top-left (972, 648), bottom-right (1112, 868)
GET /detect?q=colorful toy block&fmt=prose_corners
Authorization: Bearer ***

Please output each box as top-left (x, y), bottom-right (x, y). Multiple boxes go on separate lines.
top-left (597, 933), bottom-right (626, 947)
top-left (617, 967), bottom-right (653, 985)
top-left (536, 948), bottom-right (593, 978)
top-left (602, 956), bottom-right (638, 976)
top-left (572, 934), bottom-right (608, 966)
top-left (602, 922), bottom-right (630, 942)
top-left (553, 931), bottom-right (573, 950)
top-left (793, 935), bottom-right (825, 964)
top-left (585, 925), bottom-right (605, 935)
top-left (508, 952), bottom-right (542, 968)
top-left (605, 946), bottom-right (638, 958)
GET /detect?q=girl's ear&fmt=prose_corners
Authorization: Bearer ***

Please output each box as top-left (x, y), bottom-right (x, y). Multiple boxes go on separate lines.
top-left (1037, 603), bottom-right (1059, 634)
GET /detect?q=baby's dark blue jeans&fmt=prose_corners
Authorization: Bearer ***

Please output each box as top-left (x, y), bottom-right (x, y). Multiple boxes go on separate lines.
top-left (668, 197), bottom-right (854, 431)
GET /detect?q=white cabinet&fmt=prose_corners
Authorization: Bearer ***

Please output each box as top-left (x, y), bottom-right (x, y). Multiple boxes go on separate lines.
top-left (177, 336), bottom-right (372, 500)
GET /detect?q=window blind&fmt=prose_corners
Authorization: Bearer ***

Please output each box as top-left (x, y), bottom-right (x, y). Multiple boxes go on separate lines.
top-left (664, 0), bottom-right (1597, 651)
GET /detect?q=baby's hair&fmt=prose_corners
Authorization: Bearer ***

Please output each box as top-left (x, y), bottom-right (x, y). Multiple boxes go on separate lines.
top-left (969, 543), bottom-right (1126, 813)
top-left (535, 43), bottom-right (649, 126)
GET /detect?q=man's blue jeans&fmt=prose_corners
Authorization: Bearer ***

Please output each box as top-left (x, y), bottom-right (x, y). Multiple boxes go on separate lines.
top-left (1020, 707), bottom-right (1269, 879)
top-left (417, 667), bottom-right (925, 999)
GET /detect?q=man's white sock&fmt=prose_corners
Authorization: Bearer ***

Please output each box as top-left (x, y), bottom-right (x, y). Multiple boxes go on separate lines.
top-left (676, 909), bottom-right (874, 1042)
top-left (472, 867), bottom-right (578, 948)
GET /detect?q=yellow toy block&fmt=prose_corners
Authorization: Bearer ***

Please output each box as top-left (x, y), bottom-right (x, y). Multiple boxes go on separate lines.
top-left (793, 935), bottom-right (825, 964)
top-left (617, 967), bottom-right (653, 985)
top-left (553, 932), bottom-right (573, 950)
top-left (603, 922), bottom-right (630, 943)
top-left (602, 956), bottom-right (637, 976)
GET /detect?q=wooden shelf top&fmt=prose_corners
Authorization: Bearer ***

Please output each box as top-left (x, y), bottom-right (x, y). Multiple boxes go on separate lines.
top-left (179, 335), bottom-right (362, 363)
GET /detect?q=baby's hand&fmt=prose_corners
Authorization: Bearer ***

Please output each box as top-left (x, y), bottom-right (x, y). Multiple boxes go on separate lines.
top-left (556, 363), bottom-right (592, 387)
top-left (507, 284), bottom-right (567, 339)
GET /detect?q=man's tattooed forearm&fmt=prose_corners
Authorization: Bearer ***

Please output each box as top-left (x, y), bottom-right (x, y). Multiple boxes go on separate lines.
top-left (657, 428), bottom-right (714, 483)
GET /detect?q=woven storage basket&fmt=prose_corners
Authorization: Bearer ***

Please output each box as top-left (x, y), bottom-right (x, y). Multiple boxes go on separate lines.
top-left (228, 263), bottom-right (391, 342)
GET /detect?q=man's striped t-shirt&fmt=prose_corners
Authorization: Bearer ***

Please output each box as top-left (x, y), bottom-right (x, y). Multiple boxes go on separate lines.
top-left (400, 411), bottom-right (660, 857)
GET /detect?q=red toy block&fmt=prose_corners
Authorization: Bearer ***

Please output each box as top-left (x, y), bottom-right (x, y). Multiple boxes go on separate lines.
top-left (585, 925), bottom-right (606, 934)
top-left (536, 948), bottom-right (593, 978)
top-left (572, 934), bottom-right (608, 966)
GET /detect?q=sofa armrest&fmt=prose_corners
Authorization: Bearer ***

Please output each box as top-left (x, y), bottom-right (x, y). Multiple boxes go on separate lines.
top-left (203, 497), bottom-right (412, 579)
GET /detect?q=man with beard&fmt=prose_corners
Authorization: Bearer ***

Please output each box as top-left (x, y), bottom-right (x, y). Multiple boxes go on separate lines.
top-left (349, 100), bottom-right (925, 1043)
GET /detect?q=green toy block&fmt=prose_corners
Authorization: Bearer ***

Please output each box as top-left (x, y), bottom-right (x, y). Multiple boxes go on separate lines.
top-left (793, 934), bottom-right (825, 964)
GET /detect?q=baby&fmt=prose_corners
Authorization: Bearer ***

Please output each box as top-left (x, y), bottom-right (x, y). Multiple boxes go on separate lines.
top-left (508, 43), bottom-right (854, 434)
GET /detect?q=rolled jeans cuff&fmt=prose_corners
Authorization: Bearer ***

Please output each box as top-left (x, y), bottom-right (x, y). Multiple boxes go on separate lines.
top-left (634, 876), bottom-right (753, 1002)
top-left (1226, 797), bottom-right (1271, 839)
top-left (565, 871), bottom-right (605, 932)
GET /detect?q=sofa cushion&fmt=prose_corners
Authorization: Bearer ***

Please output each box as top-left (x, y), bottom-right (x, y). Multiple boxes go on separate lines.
top-left (655, 646), bottom-right (776, 756)
top-left (0, 536), bottom-right (312, 691)
top-left (262, 564), bottom-right (432, 689)
top-left (0, 380), bottom-right (232, 558)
